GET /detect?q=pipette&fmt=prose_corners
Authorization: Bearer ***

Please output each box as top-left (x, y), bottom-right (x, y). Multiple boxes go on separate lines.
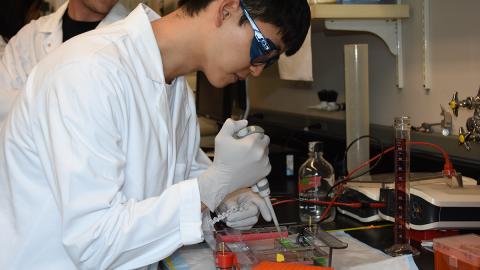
top-left (251, 178), bottom-right (282, 234)
top-left (234, 126), bottom-right (282, 234)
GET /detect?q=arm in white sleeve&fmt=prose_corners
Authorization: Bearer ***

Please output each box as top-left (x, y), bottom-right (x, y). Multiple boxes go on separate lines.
top-left (185, 83), bottom-right (212, 180)
top-left (188, 126), bottom-right (212, 179)
top-left (35, 62), bottom-right (203, 270)
top-left (189, 148), bottom-right (212, 179)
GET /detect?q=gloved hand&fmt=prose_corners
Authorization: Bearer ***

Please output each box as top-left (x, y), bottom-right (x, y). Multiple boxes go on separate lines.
top-left (216, 188), bottom-right (272, 230)
top-left (198, 119), bottom-right (271, 211)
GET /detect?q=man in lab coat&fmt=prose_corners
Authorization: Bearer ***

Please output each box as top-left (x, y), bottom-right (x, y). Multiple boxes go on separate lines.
top-left (0, 0), bottom-right (310, 269)
top-left (0, 0), bottom-right (128, 122)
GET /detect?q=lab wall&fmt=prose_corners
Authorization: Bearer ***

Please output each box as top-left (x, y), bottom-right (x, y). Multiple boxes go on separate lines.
top-left (248, 0), bottom-right (480, 134)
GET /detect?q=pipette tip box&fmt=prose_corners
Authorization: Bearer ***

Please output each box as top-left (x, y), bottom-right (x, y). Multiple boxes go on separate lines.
top-left (433, 234), bottom-right (480, 270)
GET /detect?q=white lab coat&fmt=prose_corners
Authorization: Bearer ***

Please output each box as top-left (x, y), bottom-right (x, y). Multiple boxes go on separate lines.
top-left (0, 1), bottom-right (129, 123)
top-left (0, 4), bottom-right (211, 270)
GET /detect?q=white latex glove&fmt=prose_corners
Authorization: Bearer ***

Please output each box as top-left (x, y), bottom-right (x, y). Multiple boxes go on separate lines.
top-left (217, 188), bottom-right (272, 230)
top-left (198, 119), bottom-right (271, 211)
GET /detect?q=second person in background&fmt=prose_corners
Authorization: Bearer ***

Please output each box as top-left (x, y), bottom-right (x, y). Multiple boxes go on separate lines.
top-left (0, 0), bottom-right (128, 122)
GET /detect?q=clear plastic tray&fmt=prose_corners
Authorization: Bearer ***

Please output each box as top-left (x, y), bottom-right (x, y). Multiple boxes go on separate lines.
top-left (214, 226), bottom-right (340, 268)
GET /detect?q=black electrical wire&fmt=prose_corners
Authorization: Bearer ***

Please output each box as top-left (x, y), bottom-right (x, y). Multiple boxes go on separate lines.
top-left (326, 135), bottom-right (385, 197)
top-left (319, 135), bottom-right (385, 223)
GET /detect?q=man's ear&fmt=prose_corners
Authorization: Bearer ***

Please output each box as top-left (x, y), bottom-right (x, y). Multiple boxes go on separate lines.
top-left (214, 0), bottom-right (241, 27)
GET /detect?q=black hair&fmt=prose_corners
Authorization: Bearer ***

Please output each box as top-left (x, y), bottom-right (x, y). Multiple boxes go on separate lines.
top-left (177, 0), bottom-right (311, 56)
top-left (0, 0), bottom-right (43, 41)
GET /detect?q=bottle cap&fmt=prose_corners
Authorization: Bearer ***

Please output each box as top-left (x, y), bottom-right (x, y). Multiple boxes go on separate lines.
top-left (394, 116), bottom-right (411, 127)
top-left (308, 141), bottom-right (324, 153)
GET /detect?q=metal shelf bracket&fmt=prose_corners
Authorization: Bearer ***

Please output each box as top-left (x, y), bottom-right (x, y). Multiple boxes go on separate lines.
top-left (325, 18), bottom-right (405, 88)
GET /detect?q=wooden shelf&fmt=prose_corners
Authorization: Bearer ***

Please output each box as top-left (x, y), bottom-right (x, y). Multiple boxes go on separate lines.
top-left (310, 4), bottom-right (409, 19)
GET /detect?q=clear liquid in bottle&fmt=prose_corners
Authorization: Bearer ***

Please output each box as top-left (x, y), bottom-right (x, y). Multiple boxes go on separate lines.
top-left (298, 141), bottom-right (335, 224)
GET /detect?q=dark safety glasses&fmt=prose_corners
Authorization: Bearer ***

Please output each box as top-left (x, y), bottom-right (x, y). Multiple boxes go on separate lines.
top-left (239, 0), bottom-right (280, 68)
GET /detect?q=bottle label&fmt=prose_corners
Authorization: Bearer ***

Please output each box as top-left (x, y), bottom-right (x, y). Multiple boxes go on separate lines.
top-left (298, 176), bottom-right (322, 193)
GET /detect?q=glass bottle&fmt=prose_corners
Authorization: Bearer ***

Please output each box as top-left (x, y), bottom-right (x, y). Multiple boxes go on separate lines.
top-left (298, 141), bottom-right (335, 224)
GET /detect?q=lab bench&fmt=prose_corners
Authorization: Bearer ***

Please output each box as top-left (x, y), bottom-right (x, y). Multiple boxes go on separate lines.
top-left (196, 109), bottom-right (479, 269)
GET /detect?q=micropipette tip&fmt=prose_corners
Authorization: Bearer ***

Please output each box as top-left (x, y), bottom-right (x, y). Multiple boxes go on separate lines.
top-left (264, 197), bottom-right (282, 235)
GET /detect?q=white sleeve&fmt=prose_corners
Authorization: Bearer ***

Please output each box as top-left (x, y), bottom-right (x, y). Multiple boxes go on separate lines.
top-left (35, 61), bottom-right (203, 270)
top-left (188, 126), bottom-right (212, 179)
top-left (186, 85), bottom-right (212, 179)
top-left (189, 148), bottom-right (212, 179)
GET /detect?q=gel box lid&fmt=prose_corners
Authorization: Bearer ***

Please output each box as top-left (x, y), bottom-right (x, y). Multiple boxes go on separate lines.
top-left (433, 234), bottom-right (480, 267)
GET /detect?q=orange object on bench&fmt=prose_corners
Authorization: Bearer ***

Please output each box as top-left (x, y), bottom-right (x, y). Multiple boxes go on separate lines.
top-left (253, 261), bottom-right (334, 270)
